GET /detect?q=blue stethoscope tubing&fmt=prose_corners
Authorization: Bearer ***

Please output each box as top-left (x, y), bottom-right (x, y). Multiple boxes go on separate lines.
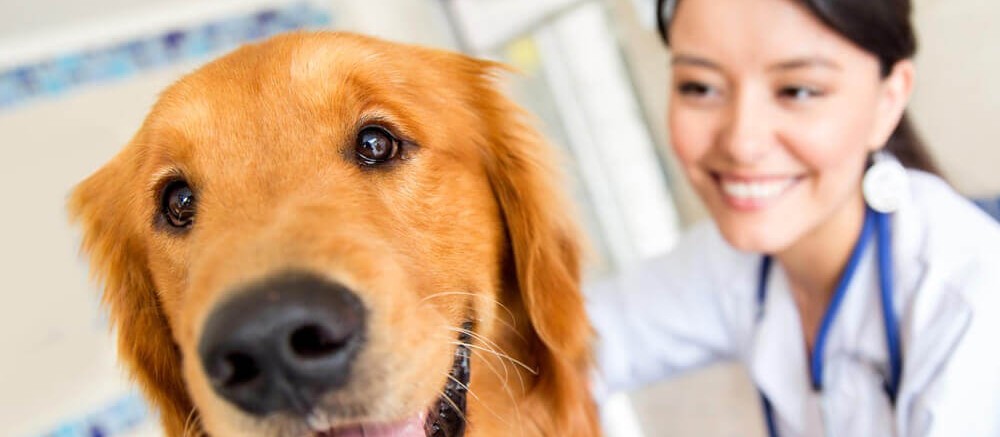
top-left (757, 207), bottom-right (902, 437)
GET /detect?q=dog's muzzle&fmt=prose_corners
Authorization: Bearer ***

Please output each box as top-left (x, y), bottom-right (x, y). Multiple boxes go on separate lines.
top-left (198, 271), bottom-right (471, 436)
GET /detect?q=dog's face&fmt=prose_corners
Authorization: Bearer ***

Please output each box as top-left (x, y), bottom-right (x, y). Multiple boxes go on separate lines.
top-left (69, 33), bottom-right (596, 436)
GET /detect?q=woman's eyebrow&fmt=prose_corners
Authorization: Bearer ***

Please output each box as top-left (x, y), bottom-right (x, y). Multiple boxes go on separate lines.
top-left (671, 53), bottom-right (721, 70)
top-left (768, 57), bottom-right (841, 71)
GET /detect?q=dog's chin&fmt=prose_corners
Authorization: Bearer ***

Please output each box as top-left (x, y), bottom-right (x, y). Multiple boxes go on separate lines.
top-left (311, 327), bottom-right (471, 437)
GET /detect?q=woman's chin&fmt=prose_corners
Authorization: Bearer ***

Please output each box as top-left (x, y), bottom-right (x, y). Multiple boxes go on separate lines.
top-left (713, 218), bottom-right (797, 255)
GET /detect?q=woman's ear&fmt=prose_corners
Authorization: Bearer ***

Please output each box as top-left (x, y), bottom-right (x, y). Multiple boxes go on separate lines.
top-left (68, 148), bottom-right (195, 436)
top-left (472, 62), bottom-right (600, 436)
top-left (870, 59), bottom-right (916, 150)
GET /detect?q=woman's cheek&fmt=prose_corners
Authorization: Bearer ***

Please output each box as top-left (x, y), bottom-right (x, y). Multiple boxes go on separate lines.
top-left (669, 109), bottom-right (714, 166)
top-left (781, 97), bottom-right (880, 168)
top-left (810, 126), bottom-right (869, 173)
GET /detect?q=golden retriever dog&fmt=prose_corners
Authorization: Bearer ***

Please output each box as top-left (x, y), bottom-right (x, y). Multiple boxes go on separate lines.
top-left (68, 32), bottom-right (598, 436)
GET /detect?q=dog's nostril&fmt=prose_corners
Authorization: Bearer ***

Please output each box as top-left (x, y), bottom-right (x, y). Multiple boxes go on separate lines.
top-left (220, 352), bottom-right (261, 386)
top-left (290, 324), bottom-right (346, 359)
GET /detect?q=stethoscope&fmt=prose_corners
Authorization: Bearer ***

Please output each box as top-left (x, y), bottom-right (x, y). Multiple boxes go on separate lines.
top-left (756, 206), bottom-right (903, 437)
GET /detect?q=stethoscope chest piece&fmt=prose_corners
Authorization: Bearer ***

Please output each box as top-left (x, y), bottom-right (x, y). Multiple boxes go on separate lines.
top-left (863, 151), bottom-right (910, 213)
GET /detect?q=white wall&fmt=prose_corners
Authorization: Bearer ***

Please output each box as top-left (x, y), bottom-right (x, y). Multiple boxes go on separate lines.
top-left (911, 0), bottom-right (1000, 196)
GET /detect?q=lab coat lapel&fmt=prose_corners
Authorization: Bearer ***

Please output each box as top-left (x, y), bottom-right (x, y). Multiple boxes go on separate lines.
top-left (749, 263), bottom-right (823, 435)
top-left (891, 197), bottom-right (974, 434)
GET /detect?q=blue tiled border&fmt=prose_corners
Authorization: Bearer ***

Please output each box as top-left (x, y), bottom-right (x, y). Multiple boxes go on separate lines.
top-left (39, 392), bottom-right (148, 437)
top-left (1, 2), bottom-right (332, 111)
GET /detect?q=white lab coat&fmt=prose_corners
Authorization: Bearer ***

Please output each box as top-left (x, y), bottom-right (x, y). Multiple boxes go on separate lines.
top-left (587, 170), bottom-right (1000, 436)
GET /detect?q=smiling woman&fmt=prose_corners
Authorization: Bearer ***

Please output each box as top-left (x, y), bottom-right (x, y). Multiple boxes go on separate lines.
top-left (589, 0), bottom-right (1000, 436)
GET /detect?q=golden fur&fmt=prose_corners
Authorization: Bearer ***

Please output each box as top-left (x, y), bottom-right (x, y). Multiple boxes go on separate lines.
top-left (68, 32), bottom-right (598, 436)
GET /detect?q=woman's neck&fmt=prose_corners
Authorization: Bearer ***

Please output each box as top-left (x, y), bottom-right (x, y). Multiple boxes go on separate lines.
top-left (775, 191), bottom-right (867, 352)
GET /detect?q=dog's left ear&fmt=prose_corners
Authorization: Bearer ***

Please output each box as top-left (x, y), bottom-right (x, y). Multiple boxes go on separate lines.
top-left (471, 62), bottom-right (599, 436)
top-left (68, 146), bottom-right (195, 436)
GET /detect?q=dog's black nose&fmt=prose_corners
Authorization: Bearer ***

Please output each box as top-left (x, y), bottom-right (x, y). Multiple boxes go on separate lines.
top-left (198, 271), bottom-right (366, 416)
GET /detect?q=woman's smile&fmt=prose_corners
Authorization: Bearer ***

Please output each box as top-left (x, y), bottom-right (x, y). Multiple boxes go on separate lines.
top-left (713, 173), bottom-right (805, 211)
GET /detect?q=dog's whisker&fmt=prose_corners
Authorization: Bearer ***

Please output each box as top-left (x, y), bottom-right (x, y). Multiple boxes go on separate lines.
top-left (419, 290), bottom-right (465, 303)
top-left (430, 329), bottom-right (525, 431)
top-left (181, 406), bottom-right (203, 437)
top-left (465, 340), bottom-right (529, 400)
top-left (457, 343), bottom-right (528, 433)
top-left (446, 326), bottom-right (514, 363)
top-left (420, 290), bottom-right (520, 329)
top-left (473, 346), bottom-right (517, 394)
top-left (475, 313), bottom-right (527, 346)
top-left (445, 325), bottom-right (529, 394)
top-left (435, 385), bottom-right (468, 424)
top-left (439, 328), bottom-right (512, 380)
top-left (475, 339), bottom-right (527, 397)
top-left (448, 327), bottom-right (530, 396)
top-left (445, 373), bottom-right (510, 428)
top-left (448, 338), bottom-right (525, 436)
top-left (446, 374), bottom-right (481, 404)
top-left (450, 341), bottom-right (538, 376)
top-left (447, 328), bottom-right (511, 384)
top-left (460, 334), bottom-right (527, 405)
top-left (430, 328), bottom-right (512, 392)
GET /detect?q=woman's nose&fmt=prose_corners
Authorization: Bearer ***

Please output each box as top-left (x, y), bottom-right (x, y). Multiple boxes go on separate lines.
top-left (720, 92), bottom-right (772, 164)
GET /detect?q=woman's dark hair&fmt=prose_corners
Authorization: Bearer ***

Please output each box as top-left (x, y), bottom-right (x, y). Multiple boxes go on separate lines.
top-left (656, 0), bottom-right (941, 175)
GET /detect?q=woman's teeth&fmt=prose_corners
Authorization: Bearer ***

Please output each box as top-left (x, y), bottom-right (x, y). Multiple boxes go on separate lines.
top-left (720, 178), bottom-right (795, 201)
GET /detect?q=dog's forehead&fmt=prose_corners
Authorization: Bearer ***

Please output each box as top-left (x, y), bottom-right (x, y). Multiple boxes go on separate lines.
top-left (135, 32), bottom-right (491, 186)
top-left (285, 33), bottom-right (406, 85)
top-left (151, 33), bottom-right (466, 131)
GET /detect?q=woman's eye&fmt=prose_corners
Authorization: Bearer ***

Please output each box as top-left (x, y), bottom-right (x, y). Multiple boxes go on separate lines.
top-left (778, 86), bottom-right (824, 101)
top-left (677, 81), bottom-right (718, 97)
top-left (355, 126), bottom-right (400, 166)
top-left (161, 180), bottom-right (196, 229)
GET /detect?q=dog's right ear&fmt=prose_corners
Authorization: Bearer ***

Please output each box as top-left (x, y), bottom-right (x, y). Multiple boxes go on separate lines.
top-left (466, 59), bottom-right (600, 436)
top-left (68, 146), bottom-right (194, 435)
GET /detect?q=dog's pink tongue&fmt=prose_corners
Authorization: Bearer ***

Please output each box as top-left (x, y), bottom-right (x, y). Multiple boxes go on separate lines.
top-left (332, 412), bottom-right (427, 437)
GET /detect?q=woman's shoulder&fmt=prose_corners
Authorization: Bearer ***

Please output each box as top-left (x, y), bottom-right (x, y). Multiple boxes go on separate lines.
top-left (584, 220), bottom-right (758, 305)
top-left (898, 172), bottom-right (1000, 409)
top-left (903, 170), bottom-right (1000, 301)
top-left (905, 170), bottom-right (1000, 251)
top-left (648, 220), bottom-right (760, 293)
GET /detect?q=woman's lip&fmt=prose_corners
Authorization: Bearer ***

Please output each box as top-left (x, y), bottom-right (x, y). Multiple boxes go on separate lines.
top-left (711, 173), bottom-right (803, 211)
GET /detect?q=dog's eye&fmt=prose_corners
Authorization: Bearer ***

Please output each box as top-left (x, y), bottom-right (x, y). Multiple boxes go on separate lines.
top-left (355, 126), bottom-right (400, 165)
top-left (161, 180), bottom-right (196, 228)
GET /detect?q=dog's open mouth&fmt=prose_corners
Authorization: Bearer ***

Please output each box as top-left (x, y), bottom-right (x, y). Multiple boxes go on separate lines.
top-left (314, 324), bottom-right (471, 437)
